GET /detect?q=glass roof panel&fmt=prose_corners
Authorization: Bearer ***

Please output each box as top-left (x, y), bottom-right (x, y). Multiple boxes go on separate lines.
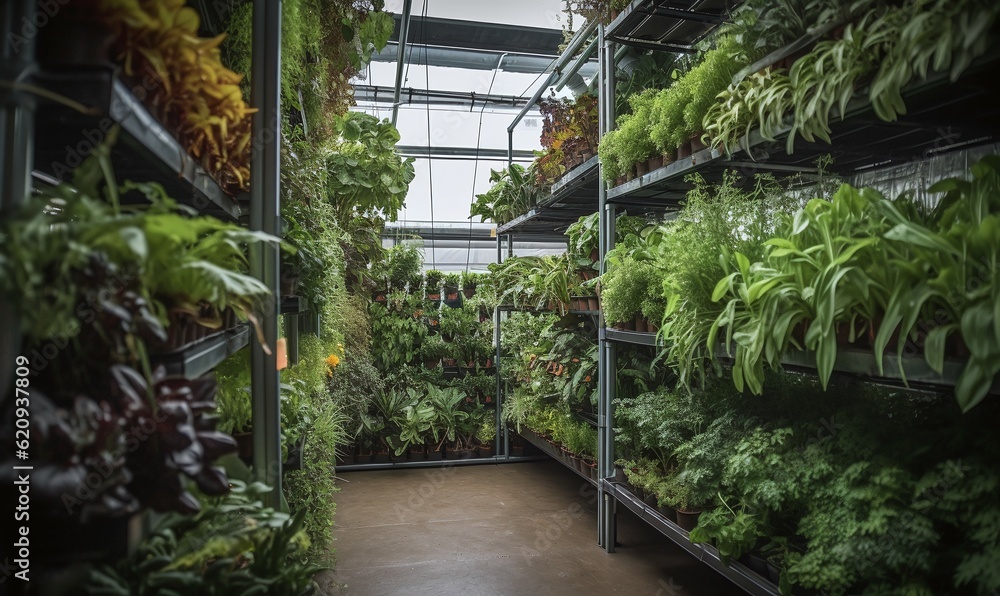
top-left (353, 1), bottom-right (594, 265)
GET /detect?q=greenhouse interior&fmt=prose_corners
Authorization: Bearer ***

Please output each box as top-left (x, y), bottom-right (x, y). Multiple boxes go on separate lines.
top-left (1, 0), bottom-right (999, 594)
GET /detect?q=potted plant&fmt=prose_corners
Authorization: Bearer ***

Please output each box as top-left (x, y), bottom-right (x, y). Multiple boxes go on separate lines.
top-left (424, 269), bottom-right (445, 299)
top-left (382, 243), bottom-right (423, 293)
top-left (477, 416), bottom-right (497, 458)
top-left (443, 272), bottom-right (462, 295)
top-left (601, 256), bottom-right (655, 329)
top-left (461, 271), bottom-right (481, 298)
top-left (421, 334), bottom-right (449, 369)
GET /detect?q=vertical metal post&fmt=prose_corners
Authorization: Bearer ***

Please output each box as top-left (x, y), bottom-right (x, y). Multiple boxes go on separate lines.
top-left (596, 23), bottom-right (619, 553)
top-left (285, 313), bottom-right (299, 365)
top-left (494, 231), bottom-right (503, 457)
top-left (0, 0), bottom-right (35, 397)
top-left (250, 0), bottom-right (283, 507)
top-left (391, 0), bottom-right (413, 127)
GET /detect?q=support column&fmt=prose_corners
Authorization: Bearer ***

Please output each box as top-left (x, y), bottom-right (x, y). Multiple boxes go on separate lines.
top-left (250, 0), bottom-right (283, 507)
top-left (495, 231), bottom-right (504, 458)
top-left (596, 22), bottom-right (619, 553)
top-left (0, 0), bottom-right (36, 397)
top-left (285, 313), bottom-right (299, 365)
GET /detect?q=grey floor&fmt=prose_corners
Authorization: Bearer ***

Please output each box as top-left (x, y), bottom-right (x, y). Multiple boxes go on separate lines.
top-left (315, 461), bottom-right (745, 596)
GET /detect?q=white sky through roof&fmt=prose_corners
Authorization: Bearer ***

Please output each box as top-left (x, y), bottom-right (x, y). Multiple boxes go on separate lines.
top-left (352, 0), bottom-right (586, 226)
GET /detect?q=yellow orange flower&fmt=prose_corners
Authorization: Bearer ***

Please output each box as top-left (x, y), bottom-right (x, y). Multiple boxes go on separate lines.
top-left (326, 354), bottom-right (341, 368)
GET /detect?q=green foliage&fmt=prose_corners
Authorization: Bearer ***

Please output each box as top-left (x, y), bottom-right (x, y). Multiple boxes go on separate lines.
top-left (325, 112), bottom-right (415, 227)
top-left (470, 163), bottom-right (542, 224)
top-left (602, 89), bottom-right (659, 181)
top-left (655, 171), bottom-right (796, 389)
top-left (689, 504), bottom-right (764, 564)
top-left (0, 159), bottom-right (281, 344)
top-left (601, 256), bottom-right (657, 325)
top-left (215, 351), bottom-right (253, 434)
top-left (223, 0), bottom-right (393, 132)
top-left (374, 243), bottom-right (423, 292)
top-left (705, 0), bottom-right (999, 155)
top-left (87, 480), bottom-right (320, 594)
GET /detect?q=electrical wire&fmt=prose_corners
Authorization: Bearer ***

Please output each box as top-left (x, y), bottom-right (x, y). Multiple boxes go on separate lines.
top-left (420, 0), bottom-right (436, 270)
top-left (465, 54), bottom-right (504, 273)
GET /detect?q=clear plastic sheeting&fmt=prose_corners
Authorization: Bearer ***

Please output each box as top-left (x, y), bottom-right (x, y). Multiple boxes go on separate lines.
top-left (848, 142), bottom-right (1000, 208)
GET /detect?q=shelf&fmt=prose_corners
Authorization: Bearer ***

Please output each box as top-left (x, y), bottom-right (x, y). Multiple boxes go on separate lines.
top-left (518, 428), bottom-right (598, 487)
top-left (32, 69), bottom-right (242, 221)
top-left (603, 482), bottom-right (779, 596)
top-left (604, 328), bottom-right (661, 347)
top-left (606, 50), bottom-right (1000, 207)
top-left (715, 343), bottom-right (1000, 396)
top-left (496, 157), bottom-right (601, 237)
top-left (153, 325), bottom-right (250, 378)
top-left (606, 0), bottom-right (740, 53)
top-left (280, 297), bottom-right (308, 314)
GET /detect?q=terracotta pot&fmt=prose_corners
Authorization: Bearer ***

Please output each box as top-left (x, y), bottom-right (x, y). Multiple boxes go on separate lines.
top-left (424, 358), bottom-right (440, 369)
top-left (446, 292), bottom-right (460, 301)
top-left (463, 287), bottom-right (476, 299)
top-left (634, 315), bottom-right (648, 333)
top-left (647, 320), bottom-right (659, 333)
top-left (588, 297), bottom-right (600, 312)
top-left (478, 445), bottom-right (494, 458)
top-left (663, 152), bottom-right (676, 166)
top-left (428, 293), bottom-right (441, 301)
top-left (647, 155), bottom-right (664, 172)
top-left (676, 141), bottom-right (692, 160)
top-left (635, 160), bottom-right (649, 177)
top-left (615, 176), bottom-right (626, 186)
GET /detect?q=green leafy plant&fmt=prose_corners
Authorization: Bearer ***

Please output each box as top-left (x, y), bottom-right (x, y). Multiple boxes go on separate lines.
top-left (86, 480), bottom-right (321, 594)
top-left (470, 163), bottom-right (541, 224)
top-left (325, 112), bottom-right (415, 227)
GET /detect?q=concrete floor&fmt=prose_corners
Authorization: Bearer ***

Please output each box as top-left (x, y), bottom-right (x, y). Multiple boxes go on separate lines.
top-left (315, 461), bottom-right (745, 596)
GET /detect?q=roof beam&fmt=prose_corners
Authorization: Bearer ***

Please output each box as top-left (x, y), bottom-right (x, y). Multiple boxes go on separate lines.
top-left (391, 14), bottom-right (565, 55)
top-left (371, 43), bottom-right (599, 76)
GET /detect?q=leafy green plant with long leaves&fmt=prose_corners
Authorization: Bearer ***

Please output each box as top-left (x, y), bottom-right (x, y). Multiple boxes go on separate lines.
top-left (470, 163), bottom-right (541, 224)
top-left (873, 156), bottom-right (1000, 411)
top-left (870, 0), bottom-right (1000, 122)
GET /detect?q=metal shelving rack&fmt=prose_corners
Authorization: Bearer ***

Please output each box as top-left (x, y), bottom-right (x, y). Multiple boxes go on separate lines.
top-left (1, 1), bottom-right (285, 507)
top-left (594, 1), bottom-right (1000, 593)
top-left (153, 325), bottom-right (252, 379)
top-left (606, 49), bottom-right (1000, 209)
top-left (32, 77), bottom-right (243, 221)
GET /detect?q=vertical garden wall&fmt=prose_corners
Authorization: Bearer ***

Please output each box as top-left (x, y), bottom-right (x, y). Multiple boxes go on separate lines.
top-left (0, 0), bottom-right (411, 591)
